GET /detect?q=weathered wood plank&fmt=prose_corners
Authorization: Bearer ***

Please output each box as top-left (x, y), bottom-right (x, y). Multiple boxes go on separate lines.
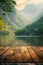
top-left (31, 47), bottom-right (43, 62)
top-left (21, 47), bottom-right (31, 62)
top-left (9, 47), bottom-right (21, 62)
top-left (27, 46), bottom-right (41, 62)
top-left (38, 46), bottom-right (43, 51)
top-left (0, 47), bottom-right (4, 50)
top-left (0, 46), bottom-right (43, 63)
top-left (0, 47), bottom-right (9, 55)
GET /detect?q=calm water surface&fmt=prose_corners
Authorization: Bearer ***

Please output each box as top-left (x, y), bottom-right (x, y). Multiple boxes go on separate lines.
top-left (0, 34), bottom-right (43, 46)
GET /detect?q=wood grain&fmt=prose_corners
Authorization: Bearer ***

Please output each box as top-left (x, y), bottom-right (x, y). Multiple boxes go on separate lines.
top-left (0, 46), bottom-right (43, 62)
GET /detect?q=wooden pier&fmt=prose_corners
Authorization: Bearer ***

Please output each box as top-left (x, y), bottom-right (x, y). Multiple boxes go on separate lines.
top-left (0, 46), bottom-right (43, 63)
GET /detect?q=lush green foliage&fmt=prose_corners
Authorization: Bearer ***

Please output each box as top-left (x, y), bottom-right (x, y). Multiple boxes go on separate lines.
top-left (0, 0), bottom-right (16, 12)
top-left (0, 16), bottom-right (9, 35)
top-left (15, 15), bottom-right (43, 36)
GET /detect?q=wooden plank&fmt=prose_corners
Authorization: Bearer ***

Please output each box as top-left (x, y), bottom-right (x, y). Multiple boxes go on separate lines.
top-left (9, 47), bottom-right (21, 62)
top-left (0, 46), bottom-right (43, 62)
top-left (27, 46), bottom-right (41, 62)
top-left (31, 47), bottom-right (43, 62)
top-left (38, 46), bottom-right (43, 51)
top-left (32, 47), bottom-right (43, 55)
top-left (0, 47), bottom-right (9, 55)
top-left (0, 47), bottom-right (4, 50)
top-left (21, 47), bottom-right (31, 62)
top-left (0, 47), bottom-right (15, 62)
top-left (3, 47), bottom-right (15, 57)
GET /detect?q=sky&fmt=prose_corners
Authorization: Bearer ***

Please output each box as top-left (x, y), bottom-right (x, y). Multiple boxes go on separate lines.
top-left (15, 0), bottom-right (43, 10)
top-left (15, 0), bottom-right (43, 22)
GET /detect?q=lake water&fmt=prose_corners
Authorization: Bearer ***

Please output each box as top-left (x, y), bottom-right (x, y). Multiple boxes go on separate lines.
top-left (0, 34), bottom-right (43, 46)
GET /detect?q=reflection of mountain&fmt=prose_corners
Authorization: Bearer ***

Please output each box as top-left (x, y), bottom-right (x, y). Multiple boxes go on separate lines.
top-left (17, 37), bottom-right (43, 46)
top-left (15, 15), bottom-right (43, 36)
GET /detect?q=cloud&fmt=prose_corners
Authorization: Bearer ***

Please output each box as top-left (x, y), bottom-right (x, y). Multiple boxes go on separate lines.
top-left (15, 0), bottom-right (30, 10)
top-left (30, 0), bottom-right (43, 4)
top-left (16, 0), bottom-right (43, 10)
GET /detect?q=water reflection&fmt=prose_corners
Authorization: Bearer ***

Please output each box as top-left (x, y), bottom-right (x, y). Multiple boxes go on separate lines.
top-left (0, 34), bottom-right (43, 46)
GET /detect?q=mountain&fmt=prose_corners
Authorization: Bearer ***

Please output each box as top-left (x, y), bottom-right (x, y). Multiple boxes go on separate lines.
top-left (0, 4), bottom-right (43, 34)
top-left (19, 3), bottom-right (43, 22)
top-left (1, 8), bottom-right (29, 33)
top-left (15, 15), bottom-right (43, 36)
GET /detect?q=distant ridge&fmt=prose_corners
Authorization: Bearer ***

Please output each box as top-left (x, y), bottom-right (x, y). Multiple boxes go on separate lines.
top-left (15, 15), bottom-right (43, 36)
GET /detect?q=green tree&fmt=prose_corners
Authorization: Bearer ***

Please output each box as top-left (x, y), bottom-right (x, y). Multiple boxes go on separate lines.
top-left (0, 0), bottom-right (16, 34)
top-left (0, 16), bottom-right (5, 31)
top-left (0, 0), bottom-right (16, 12)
